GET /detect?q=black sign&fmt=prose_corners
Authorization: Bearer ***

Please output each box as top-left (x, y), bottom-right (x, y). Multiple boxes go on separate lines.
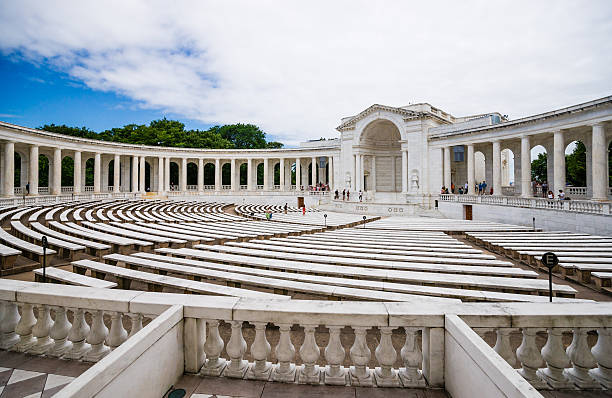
top-left (41, 236), bottom-right (48, 249)
top-left (324, 214), bottom-right (327, 218)
top-left (541, 252), bottom-right (558, 268)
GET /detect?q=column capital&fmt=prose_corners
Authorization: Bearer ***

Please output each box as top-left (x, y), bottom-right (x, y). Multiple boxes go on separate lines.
top-left (491, 139), bottom-right (501, 144)
top-left (589, 122), bottom-right (605, 128)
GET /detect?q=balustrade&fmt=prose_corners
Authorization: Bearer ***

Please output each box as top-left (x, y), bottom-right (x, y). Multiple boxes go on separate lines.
top-left (0, 298), bottom-right (149, 363)
top-left (14, 187), bottom-right (23, 195)
top-left (38, 186), bottom-right (49, 195)
top-left (240, 185), bottom-right (248, 190)
top-left (187, 185), bottom-right (197, 191)
top-left (61, 186), bottom-right (73, 193)
top-left (256, 185), bottom-right (264, 190)
top-left (1, 281), bottom-right (611, 393)
top-left (203, 185), bottom-right (215, 190)
top-left (221, 185), bottom-right (231, 190)
top-left (84, 186), bottom-right (94, 192)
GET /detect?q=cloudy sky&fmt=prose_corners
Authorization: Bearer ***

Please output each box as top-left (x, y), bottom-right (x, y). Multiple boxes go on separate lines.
top-left (0, 1), bottom-right (611, 146)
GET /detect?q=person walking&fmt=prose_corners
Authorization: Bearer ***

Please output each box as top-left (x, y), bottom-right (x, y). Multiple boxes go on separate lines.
top-left (302, 206), bottom-right (306, 215)
top-left (482, 181), bottom-right (487, 195)
top-left (358, 190), bottom-right (363, 202)
top-left (558, 189), bottom-right (565, 200)
top-left (342, 189), bottom-right (346, 201)
top-left (334, 189), bottom-right (339, 200)
top-left (347, 190), bottom-right (350, 201)
top-left (284, 203), bottom-right (288, 214)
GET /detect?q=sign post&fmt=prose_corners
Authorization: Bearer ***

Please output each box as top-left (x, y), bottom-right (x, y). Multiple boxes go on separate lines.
top-left (541, 252), bottom-right (558, 302)
top-left (41, 235), bottom-right (48, 283)
top-left (324, 213), bottom-right (327, 227)
top-left (363, 215), bottom-right (366, 229)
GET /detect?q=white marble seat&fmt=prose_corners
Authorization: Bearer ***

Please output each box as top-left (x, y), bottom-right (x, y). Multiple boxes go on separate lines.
top-left (71, 258), bottom-right (289, 300)
top-left (34, 267), bottom-right (117, 288)
top-left (30, 222), bottom-right (111, 258)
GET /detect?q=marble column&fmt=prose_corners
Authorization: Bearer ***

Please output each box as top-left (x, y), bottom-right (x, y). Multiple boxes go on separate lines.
top-left (553, 130), bottom-right (565, 194)
top-left (295, 158), bottom-right (301, 189)
top-left (263, 158), bottom-right (269, 190)
top-left (279, 158), bottom-right (285, 191)
top-left (492, 141), bottom-right (501, 196)
top-left (352, 154), bottom-right (357, 191)
top-left (520, 136), bottom-right (531, 198)
top-left (165, 158), bottom-right (171, 191)
top-left (359, 154), bottom-right (364, 192)
top-left (113, 154), bottom-right (120, 192)
top-left (131, 156), bottom-right (139, 193)
top-left (29, 145), bottom-right (39, 195)
top-left (443, 147), bottom-right (451, 189)
top-left (3, 142), bottom-right (14, 196)
top-left (72, 151), bottom-right (81, 194)
top-left (328, 156), bottom-right (333, 190)
top-left (158, 157), bottom-right (164, 192)
top-left (93, 153), bottom-right (101, 193)
top-left (311, 156), bottom-right (317, 186)
top-left (214, 158), bottom-right (221, 191)
top-left (591, 123), bottom-right (607, 200)
top-left (391, 156), bottom-right (396, 192)
top-left (230, 159), bottom-right (237, 191)
top-left (180, 158), bottom-right (187, 192)
top-left (371, 156), bottom-right (376, 192)
top-left (467, 144), bottom-right (475, 195)
top-left (139, 156), bottom-right (146, 193)
top-left (197, 158), bottom-right (204, 192)
top-left (401, 150), bottom-right (408, 193)
top-left (247, 158), bottom-right (253, 190)
top-left (51, 147), bottom-right (61, 196)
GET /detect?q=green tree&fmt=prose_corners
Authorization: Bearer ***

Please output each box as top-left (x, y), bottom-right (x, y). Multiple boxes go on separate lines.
top-left (566, 141), bottom-right (587, 186)
top-left (531, 152), bottom-right (547, 182)
top-left (39, 124), bottom-right (98, 139)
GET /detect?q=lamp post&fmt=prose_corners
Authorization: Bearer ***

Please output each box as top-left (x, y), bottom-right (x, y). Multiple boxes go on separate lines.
top-left (541, 252), bottom-right (559, 302)
top-left (41, 236), bottom-right (48, 283)
top-left (363, 215), bottom-right (366, 229)
top-left (324, 213), bottom-right (327, 227)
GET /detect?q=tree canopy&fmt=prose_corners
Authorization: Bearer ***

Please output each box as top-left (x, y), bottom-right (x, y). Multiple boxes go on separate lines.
top-left (39, 118), bottom-right (283, 150)
top-left (530, 141), bottom-right (590, 186)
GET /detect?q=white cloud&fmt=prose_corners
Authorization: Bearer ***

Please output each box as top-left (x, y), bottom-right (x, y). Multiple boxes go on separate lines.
top-left (1, 0), bottom-right (611, 145)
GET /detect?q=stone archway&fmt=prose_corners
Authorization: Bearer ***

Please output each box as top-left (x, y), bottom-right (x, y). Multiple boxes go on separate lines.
top-left (359, 119), bottom-right (402, 192)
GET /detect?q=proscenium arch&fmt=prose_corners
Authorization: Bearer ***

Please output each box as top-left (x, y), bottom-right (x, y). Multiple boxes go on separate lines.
top-left (356, 112), bottom-right (407, 143)
top-left (359, 118), bottom-right (402, 147)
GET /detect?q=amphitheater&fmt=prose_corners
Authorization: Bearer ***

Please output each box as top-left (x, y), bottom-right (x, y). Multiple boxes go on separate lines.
top-left (0, 97), bottom-right (611, 398)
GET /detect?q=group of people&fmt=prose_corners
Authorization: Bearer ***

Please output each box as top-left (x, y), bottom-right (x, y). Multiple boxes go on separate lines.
top-left (309, 183), bottom-right (329, 191)
top-left (441, 181), bottom-right (491, 195)
top-left (334, 189), bottom-right (363, 202)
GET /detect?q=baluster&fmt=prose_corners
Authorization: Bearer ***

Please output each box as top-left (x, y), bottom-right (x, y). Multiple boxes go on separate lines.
top-left (29, 305), bottom-right (54, 355)
top-left (399, 327), bottom-right (425, 387)
top-left (536, 328), bottom-right (571, 388)
top-left (127, 313), bottom-right (143, 338)
top-left (223, 320), bottom-right (248, 378)
top-left (516, 328), bottom-right (546, 388)
top-left (84, 310), bottom-right (110, 361)
top-left (374, 326), bottom-right (400, 387)
top-left (64, 308), bottom-right (91, 360)
top-left (47, 306), bottom-right (72, 357)
top-left (201, 320), bottom-right (226, 376)
top-left (563, 328), bottom-right (598, 388)
top-left (589, 328), bottom-right (612, 388)
top-left (13, 303), bottom-right (37, 352)
top-left (0, 302), bottom-right (20, 349)
top-left (298, 324), bottom-right (321, 384)
top-left (106, 312), bottom-right (128, 350)
top-left (247, 322), bottom-right (272, 380)
top-left (349, 326), bottom-right (373, 386)
top-left (271, 323), bottom-right (296, 382)
top-left (324, 325), bottom-right (346, 385)
top-left (494, 328), bottom-right (516, 366)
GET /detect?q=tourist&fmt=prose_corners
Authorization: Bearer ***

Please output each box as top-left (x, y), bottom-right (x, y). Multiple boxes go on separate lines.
top-left (358, 190), bottom-right (362, 202)
top-left (25, 182), bottom-right (29, 194)
top-left (464, 181), bottom-right (468, 193)
top-left (334, 189), bottom-right (339, 199)
top-left (489, 187), bottom-right (493, 195)
top-left (547, 190), bottom-right (554, 199)
top-left (458, 187), bottom-right (463, 194)
top-left (482, 181), bottom-right (487, 195)
top-left (347, 190), bottom-right (350, 200)
top-left (302, 206), bottom-right (306, 215)
top-left (284, 203), bottom-right (288, 214)
top-left (342, 189), bottom-right (346, 200)
top-left (477, 182), bottom-right (481, 194)
top-left (542, 181), bottom-right (548, 198)
top-left (558, 189), bottom-right (565, 200)
top-left (451, 182), bottom-right (455, 194)
top-left (441, 186), bottom-right (446, 194)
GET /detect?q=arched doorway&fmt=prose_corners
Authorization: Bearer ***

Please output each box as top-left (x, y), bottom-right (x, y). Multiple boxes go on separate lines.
top-left (359, 119), bottom-right (402, 192)
top-left (530, 145), bottom-right (548, 197)
top-left (239, 163), bottom-right (247, 186)
top-left (85, 158), bottom-right (94, 188)
top-left (204, 163), bottom-right (215, 186)
top-left (38, 154), bottom-right (49, 192)
top-left (221, 163), bottom-right (231, 186)
top-left (273, 162), bottom-right (280, 186)
top-left (61, 156), bottom-right (74, 188)
top-left (256, 163), bottom-right (264, 186)
top-left (169, 162), bottom-right (179, 189)
top-left (187, 162), bottom-right (198, 187)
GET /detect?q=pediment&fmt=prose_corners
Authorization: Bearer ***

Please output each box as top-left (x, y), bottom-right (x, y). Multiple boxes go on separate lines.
top-left (336, 104), bottom-right (420, 131)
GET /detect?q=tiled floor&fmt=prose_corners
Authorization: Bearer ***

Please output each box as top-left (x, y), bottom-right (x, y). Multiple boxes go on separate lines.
top-left (172, 375), bottom-right (448, 398)
top-left (0, 351), bottom-right (92, 398)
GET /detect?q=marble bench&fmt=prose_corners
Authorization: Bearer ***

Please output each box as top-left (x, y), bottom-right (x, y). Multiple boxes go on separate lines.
top-left (71, 259), bottom-right (287, 299)
top-left (48, 221), bottom-right (147, 254)
top-left (161, 247), bottom-right (575, 296)
top-left (31, 222), bottom-right (111, 258)
top-left (591, 272), bottom-right (612, 289)
top-left (34, 267), bottom-right (117, 288)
